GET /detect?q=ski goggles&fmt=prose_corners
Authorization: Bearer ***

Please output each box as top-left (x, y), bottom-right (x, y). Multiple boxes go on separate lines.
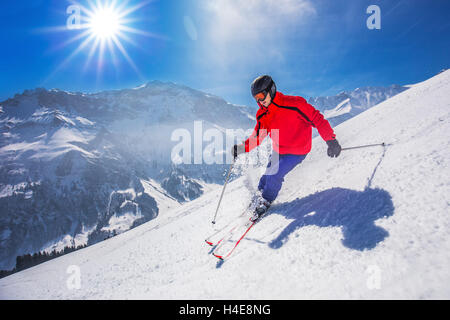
top-left (253, 90), bottom-right (269, 103)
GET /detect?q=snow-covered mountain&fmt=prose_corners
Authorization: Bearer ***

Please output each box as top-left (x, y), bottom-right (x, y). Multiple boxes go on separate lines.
top-left (0, 70), bottom-right (448, 299)
top-left (0, 82), bottom-right (255, 270)
top-left (309, 85), bottom-right (409, 127)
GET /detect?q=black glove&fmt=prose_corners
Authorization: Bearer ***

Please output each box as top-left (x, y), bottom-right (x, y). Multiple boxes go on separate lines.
top-left (326, 139), bottom-right (342, 158)
top-left (232, 144), bottom-right (246, 159)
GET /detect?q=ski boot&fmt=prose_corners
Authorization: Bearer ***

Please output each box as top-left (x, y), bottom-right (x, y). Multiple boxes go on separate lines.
top-left (250, 197), bottom-right (271, 222)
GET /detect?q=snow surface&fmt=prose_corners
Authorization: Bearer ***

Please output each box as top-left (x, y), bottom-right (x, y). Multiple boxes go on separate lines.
top-left (0, 71), bottom-right (449, 299)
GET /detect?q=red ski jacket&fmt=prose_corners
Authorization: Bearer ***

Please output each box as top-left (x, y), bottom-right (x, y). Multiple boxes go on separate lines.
top-left (244, 91), bottom-right (336, 155)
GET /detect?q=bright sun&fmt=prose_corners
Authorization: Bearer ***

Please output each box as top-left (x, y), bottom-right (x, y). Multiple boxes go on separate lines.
top-left (46, 0), bottom-right (156, 80)
top-left (88, 7), bottom-right (121, 40)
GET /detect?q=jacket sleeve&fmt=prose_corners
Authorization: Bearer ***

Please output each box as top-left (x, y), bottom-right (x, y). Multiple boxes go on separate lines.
top-left (297, 97), bottom-right (336, 142)
top-left (244, 120), bottom-right (268, 152)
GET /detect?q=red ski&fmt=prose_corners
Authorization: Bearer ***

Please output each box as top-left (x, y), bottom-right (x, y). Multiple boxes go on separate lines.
top-left (211, 212), bottom-right (266, 261)
top-left (212, 218), bottom-right (256, 260)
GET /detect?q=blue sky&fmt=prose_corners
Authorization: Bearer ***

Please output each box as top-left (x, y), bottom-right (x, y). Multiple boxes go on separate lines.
top-left (0, 0), bottom-right (449, 107)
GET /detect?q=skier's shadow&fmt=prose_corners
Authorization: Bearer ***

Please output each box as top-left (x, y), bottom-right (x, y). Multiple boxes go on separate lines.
top-left (268, 187), bottom-right (394, 251)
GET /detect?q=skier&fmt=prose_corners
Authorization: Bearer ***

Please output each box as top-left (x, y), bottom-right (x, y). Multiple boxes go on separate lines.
top-left (232, 75), bottom-right (342, 221)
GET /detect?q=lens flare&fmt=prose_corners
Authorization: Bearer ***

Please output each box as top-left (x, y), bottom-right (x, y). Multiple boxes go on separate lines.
top-left (42, 0), bottom-right (159, 81)
top-left (89, 7), bottom-right (121, 40)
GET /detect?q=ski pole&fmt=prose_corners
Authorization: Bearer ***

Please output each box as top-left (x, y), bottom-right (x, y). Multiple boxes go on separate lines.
top-left (212, 159), bottom-right (235, 225)
top-left (342, 142), bottom-right (386, 151)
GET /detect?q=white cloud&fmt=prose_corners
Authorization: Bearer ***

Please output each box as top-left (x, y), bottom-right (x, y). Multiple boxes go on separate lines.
top-left (189, 0), bottom-right (317, 103)
top-left (206, 0), bottom-right (315, 38)
top-left (200, 0), bottom-right (316, 69)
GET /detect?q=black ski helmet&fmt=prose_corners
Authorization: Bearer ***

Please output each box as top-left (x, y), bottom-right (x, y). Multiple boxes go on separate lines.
top-left (251, 75), bottom-right (276, 99)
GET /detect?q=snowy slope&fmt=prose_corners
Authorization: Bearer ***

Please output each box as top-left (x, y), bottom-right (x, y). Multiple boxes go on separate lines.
top-left (0, 70), bottom-right (449, 299)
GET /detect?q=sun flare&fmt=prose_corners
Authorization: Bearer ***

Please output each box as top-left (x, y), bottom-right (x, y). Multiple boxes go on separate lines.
top-left (44, 0), bottom-right (156, 80)
top-left (88, 7), bottom-right (121, 40)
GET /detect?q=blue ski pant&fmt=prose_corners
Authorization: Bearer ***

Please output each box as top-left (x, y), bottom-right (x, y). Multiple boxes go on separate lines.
top-left (258, 152), bottom-right (307, 203)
